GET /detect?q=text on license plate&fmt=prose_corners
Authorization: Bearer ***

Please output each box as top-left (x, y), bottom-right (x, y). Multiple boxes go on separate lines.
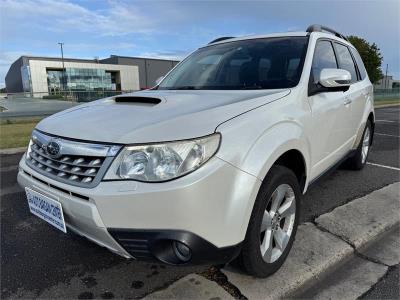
top-left (25, 187), bottom-right (67, 233)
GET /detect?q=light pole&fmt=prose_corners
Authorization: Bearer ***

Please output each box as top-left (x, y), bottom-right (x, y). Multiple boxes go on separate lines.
top-left (58, 42), bottom-right (65, 98)
top-left (384, 64), bottom-right (388, 90)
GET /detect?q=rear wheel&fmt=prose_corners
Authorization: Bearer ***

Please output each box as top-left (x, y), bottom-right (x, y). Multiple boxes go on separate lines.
top-left (238, 165), bottom-right (300, 277)
top-left (346, 120), bottom-right (372, 170)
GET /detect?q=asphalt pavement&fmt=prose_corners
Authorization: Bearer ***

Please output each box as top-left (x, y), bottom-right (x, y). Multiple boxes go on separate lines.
top-left (363, 265), bottom-right (399, 299)
top-left (1, 106), bottom-right (399, 299)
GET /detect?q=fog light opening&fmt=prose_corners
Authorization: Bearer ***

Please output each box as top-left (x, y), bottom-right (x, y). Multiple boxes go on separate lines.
top-left (173, 241), bottom-right (192, 262)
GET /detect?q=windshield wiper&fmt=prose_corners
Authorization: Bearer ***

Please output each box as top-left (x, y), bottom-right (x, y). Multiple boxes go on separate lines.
top-left (239, 85), bottom-right (264, 90)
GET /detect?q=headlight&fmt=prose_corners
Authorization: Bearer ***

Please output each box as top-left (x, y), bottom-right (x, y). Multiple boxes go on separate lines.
top-left (26, 139), bottom-right (33, 159)
top-left (104, 134), bottom-right (221, 182)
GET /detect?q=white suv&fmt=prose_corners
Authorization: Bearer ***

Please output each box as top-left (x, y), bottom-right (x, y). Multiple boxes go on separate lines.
top-left (18, 25), bottom-right (374, 277)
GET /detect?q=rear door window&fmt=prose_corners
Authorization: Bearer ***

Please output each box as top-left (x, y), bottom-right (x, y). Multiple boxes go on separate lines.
top-left (334, 43), bottom-right (358, 83)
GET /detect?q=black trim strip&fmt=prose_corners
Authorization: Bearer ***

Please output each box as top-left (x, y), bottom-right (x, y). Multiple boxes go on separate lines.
top-left (308, 150), bottom-right (356, 188)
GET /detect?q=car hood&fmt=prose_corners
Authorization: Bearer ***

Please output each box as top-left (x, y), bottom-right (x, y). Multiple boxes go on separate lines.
top-left (36, 89), bottom-right (290, 144)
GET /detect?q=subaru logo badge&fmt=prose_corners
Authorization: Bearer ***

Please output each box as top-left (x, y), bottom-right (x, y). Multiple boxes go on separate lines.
top-left (46, 140), bottom-right (61, 158)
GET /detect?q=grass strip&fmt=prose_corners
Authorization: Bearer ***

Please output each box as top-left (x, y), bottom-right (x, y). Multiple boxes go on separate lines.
top-left (0, 117), bottom-right (42, 149)
top-left (374, 98), bottom-right (400, 107)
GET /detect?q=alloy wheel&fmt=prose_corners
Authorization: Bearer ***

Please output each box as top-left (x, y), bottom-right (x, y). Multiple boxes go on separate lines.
top-left (259, 184), bottom-right (296, 263)
top-left (362, 126), bottom-right (371, 164)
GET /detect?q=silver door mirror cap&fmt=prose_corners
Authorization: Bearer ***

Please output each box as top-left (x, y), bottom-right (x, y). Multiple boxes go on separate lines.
top-left (319, 68), bottom-right (351, 88)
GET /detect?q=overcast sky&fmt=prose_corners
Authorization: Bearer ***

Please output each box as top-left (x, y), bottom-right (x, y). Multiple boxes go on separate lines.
top-left (0, 0), bottom-right (399, 87)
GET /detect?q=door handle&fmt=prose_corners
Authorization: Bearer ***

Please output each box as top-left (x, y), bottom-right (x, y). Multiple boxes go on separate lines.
top-left (344, 98), bottom-right (352, 105)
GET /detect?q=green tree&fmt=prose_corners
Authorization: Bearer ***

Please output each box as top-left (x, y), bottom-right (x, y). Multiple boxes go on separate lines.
top-left (347, 35), bottom-right (383, 83)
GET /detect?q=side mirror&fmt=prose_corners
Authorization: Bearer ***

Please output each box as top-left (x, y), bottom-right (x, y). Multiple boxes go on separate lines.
top-left (155, 76), bottom-right (164, 86)
top-left (319, 68), bottom-right (351, 88)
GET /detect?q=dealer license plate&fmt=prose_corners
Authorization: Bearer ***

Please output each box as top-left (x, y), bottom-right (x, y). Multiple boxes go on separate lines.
top-left (25, 187), bottom-right (67, 233)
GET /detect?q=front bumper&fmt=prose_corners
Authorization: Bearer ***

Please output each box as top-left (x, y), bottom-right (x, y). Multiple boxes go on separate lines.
top-left (108, 229), bottom-right (242, 265)
top-left (18, 154), bottom-right (260, 265)
top-left (17, 163), bottom-right (131, 258)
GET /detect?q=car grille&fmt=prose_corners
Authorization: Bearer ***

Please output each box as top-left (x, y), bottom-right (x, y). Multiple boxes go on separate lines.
top-left (29, 143), bottom-right (104, 184)
top-left (26, 130), bottom-right (120, 188)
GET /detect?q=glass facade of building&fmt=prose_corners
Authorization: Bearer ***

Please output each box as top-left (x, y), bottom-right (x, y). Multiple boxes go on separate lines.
top-left (47, 68), bottom-right (114, 92)
top-left (47, 69), bottom-right (63, 92)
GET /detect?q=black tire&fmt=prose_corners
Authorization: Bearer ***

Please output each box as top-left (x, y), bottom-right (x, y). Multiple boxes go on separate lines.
top-left (237, 165), bottom-right (301, 278)
top-left (345, 120), bottom-right (372, 170)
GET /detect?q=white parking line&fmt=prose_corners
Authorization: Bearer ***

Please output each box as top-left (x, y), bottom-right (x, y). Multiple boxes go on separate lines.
top-left (375, 120), bottom-right (398, 123)
top-left (375, 133), bottom-right (400, 138)
top-left (367, 162), bottom-right (400, 171)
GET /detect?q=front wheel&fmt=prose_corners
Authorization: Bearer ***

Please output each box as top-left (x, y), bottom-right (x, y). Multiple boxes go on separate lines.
top-left (238, 165), bottom-right (301, 278)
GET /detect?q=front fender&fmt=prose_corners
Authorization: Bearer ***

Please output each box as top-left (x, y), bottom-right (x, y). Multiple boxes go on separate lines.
top-left (216, 118), bottom-right (310, 238)
top-left (243, 121), bottom-right (309, 182)
top-left (216, 118), bottom-right (310, 185)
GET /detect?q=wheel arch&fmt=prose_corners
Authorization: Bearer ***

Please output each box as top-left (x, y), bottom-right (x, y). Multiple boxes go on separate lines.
top-left (254, 144), bottom-right (309, 193)
top-left (273, 149), bottom-right (307, 192)
top-left (246, 138), bottom-right (310, 195)
top-left (352, 109), bottom-right (375, 150)
top-left (368, 111), bottom-right (375, 145)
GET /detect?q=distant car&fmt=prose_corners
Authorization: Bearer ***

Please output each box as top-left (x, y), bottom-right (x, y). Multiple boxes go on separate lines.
top-left (18, 24), bottom-right (374, 277)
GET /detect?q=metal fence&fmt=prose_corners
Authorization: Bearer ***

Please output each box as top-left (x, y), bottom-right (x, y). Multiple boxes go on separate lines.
top-left (374, 88), bottom-right (400, 101)
top-left (5, 90), bottom-right (136, 102)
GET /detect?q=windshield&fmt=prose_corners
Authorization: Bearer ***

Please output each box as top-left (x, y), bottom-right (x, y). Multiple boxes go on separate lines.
top-left (158, 37), bottom-right (309, 90)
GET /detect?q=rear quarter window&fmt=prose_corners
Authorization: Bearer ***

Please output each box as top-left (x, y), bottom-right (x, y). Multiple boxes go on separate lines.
top-left (350, 47), bottom-right (368, 80)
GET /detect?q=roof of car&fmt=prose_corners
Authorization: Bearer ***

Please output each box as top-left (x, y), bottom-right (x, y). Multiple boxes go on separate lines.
top-left (204, 31), bottom-right (354, 49)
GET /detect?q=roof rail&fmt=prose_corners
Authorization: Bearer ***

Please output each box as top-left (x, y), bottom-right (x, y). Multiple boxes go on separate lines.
top-left (208, 36), bottom-right (236, 44)
top-left (306, 24), bottom-right (348, 41)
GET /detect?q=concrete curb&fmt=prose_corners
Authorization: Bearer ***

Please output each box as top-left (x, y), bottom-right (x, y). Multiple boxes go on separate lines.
top-left (145, 183), bottom-right (400, 299)
top-left (0, 147), bottom-right (26, 155)
top-left (316, 182), bottom-right (400, 249)
top-left (294, 225), bottom-right (400, 299)
top-left (295, 255), bottom-right (388, 299)
top-left (0, 113), bottom-right (52, 119)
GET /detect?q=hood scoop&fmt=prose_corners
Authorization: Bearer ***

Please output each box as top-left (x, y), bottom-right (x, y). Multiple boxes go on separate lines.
top-left (114, 96), bottom-right (162, 105)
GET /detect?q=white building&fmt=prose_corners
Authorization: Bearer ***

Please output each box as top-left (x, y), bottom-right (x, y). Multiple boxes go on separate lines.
top-left (374, 75), bottom-right (400, 90)
top-left (34, 58), bottom-right (138, 94)
top-left (5, 55), bottom-right (179, 100)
